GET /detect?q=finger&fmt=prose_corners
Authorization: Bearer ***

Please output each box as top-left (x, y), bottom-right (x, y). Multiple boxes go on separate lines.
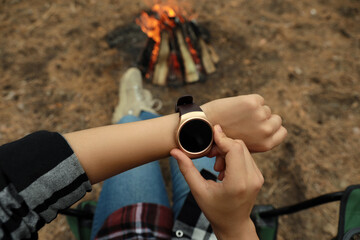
top-left (263, 114), bottom-right (282, 137)
top-left (266, 126), bottom-right (288, 149)
top-left (170, 149), bottom-right (207, 194)
top-left (207, 144), bottom-right (221, 158)
top-left (241, 142), bottom-right (263, 180)
top-left (235, 140), bottom-right (261, 180)
top-left (213, 125), bottom-right (236, 154)
top-left (222, 140), bottom-right (248, 181)
top-left (214, 155), bottom-right (225, 172)
top-left (213, 126), bottom-right (249, 177)
top-left (263, 105), bottom-right (272, 119)
top-left (218, 170), bottom-right (225, 181)
top-left (255, 164), bottom-right (264, 186)
top-left (253, 94), bottom-right (265, 105)
top-left (269, 114), bottom-right (282, 131)
top-left (248, 157), bottom-right (264, 189)
top-left (237, 141), bottom-right (264, 190)
top-left (234, 139), bottom-right (254, 175)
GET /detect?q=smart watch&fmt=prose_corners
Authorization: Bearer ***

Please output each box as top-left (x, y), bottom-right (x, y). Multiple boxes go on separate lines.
top-left (175, 95), bottom-right (214, 158)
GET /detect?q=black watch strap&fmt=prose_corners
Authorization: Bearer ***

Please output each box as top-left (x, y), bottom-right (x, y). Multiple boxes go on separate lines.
top-left (175, 96), bottom-right (202, 116)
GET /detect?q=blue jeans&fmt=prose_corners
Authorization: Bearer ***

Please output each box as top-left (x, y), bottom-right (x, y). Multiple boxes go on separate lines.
top-left (90, 111), bottom-right (217, 239)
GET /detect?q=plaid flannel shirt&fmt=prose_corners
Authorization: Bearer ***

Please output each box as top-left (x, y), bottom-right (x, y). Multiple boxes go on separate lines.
top-left (95, 170), bottom-right (218, 240)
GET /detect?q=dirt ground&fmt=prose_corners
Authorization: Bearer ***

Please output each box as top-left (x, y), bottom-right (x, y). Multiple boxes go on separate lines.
top-left (1, 0), bottom-right (359, 239)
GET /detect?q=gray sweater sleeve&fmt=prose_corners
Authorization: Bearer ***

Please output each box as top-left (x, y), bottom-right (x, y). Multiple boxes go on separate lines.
top-left (0, 131), bottom-right (92, 239)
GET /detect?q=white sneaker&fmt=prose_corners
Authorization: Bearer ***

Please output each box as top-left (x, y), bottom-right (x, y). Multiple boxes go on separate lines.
top-left (112, 68), bottom-right (162, 123)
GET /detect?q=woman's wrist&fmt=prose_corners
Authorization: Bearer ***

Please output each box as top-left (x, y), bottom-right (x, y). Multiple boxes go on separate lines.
top-left (200, 101), bottom-right (216, 125)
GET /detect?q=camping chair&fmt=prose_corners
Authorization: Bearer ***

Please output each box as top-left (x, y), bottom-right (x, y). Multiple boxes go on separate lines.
top-left (60, 185), bottom-right (360, 240)
top-left (251, 185), bottom-right (360, 240)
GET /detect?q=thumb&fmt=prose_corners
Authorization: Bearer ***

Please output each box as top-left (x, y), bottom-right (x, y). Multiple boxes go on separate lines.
top-left (170, 148), bottom-right (206, 194)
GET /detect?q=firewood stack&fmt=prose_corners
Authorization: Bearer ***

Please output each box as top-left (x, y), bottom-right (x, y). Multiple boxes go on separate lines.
top-left (136, 4), bottom-right (219, 87)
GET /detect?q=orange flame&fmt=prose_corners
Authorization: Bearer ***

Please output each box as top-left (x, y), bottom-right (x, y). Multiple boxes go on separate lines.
top-left (136, 4), bottom-right (177, 43)
top-left (136, 2), bottom-right (198, 79)
top-left (136, 11), bottom-right (161, 43)
top-left (136, 3), bottom-right (195, 42)
top-left (186, 37), bottom-right (200, 64)
top-left (136, 3), bottom-right (183, 75)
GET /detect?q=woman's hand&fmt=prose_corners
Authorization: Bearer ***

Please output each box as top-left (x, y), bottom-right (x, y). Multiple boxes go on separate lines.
top-left (201, 94), bottom-right (287, 152)
top-left (171, 125), bottom-right (263, 240)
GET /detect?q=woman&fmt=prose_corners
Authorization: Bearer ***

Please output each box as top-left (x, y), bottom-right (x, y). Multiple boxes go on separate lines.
top-left (0, 68), bottom-right (287, 239)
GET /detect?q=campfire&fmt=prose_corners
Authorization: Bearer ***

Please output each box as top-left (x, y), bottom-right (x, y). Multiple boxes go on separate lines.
top-left (136, 3), bottom-right (219, 87)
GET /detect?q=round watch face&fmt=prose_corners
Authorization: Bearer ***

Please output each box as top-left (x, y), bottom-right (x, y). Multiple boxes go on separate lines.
top-left (179, 119), bottom-right (213, 153)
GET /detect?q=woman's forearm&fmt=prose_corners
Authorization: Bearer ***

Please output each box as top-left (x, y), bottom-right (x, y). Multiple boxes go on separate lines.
top-left (64, 113), bottom-right (179, 184)
top-left (64, 94), bottom-right (287, 184)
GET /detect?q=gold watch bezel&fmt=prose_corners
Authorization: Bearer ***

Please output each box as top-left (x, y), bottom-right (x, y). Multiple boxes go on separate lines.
top-left (176, 111), bottom-right (214, 159)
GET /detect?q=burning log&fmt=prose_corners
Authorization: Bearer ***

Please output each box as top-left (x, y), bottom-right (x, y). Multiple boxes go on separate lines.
top-left (137, 38), bottom-right (156, 79)
top-left (175, 28), bottom-right (199, 83)
top-left (183, 21), bottom-right (206, 82)
top-left (152, 31), bottom-right (170, 86)
top-left (188, 20), bottom-right (218, 73)
top-left (136, 3), bottom-right (218, 86)
top-left (199, 38), bottom-right (216, 74)
top-left (207, 44), bottom-right (220, 64)
top-left (167, 34), bottom-right (184, 87)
